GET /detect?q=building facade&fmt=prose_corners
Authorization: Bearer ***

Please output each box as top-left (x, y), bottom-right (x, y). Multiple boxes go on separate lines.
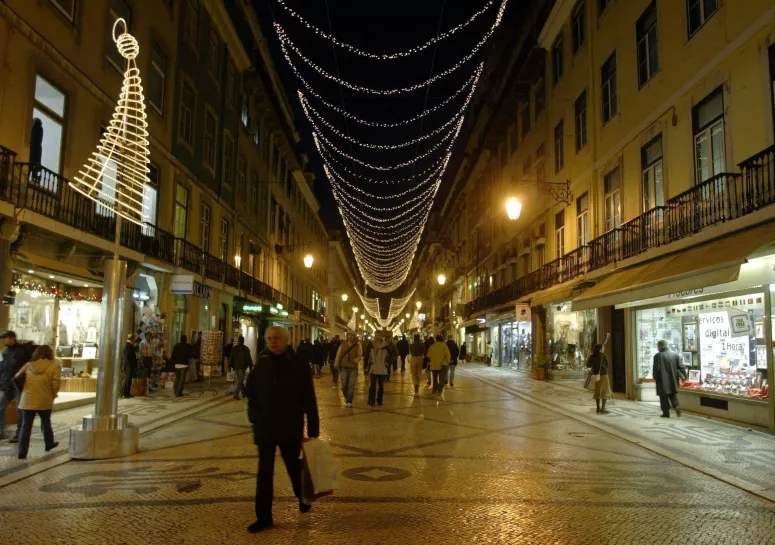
top-left (416, 0), bottom-right (775, 429)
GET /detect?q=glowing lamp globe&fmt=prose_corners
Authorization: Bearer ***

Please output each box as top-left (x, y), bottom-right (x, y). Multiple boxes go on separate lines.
top-left (416, 301), bottom-right (422, 310)
top-left (405, 313), bottom-right (410, 319)
top-left (506, 197), bottom-right (522, 221)
top-left (341, 293), bottom-right (348, 302)
top-left (303, 254), bottom-right (314, 268)
top-left (437, 274), bottom-right (447, 286)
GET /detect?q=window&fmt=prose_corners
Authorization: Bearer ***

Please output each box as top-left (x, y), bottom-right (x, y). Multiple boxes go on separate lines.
top-left (601, 52), bottom-right (618, 124)
top-left (637, 1), bottom-right (659, 87)
top-left (220, 219), bottom-right (229, 261)
top-left (235, 234), bottom-right (242, 268)
top-left (555, 211), bottom-right (565, 259)
top-left (148, 44), bottom-right (167, 115)
top-left (271, 144), bottom-right (280, 180)
top-left (179, 82), bottom-right (195, 147)
top-left (536, 245), bottom-right (545, 269)
top-left (203, 110), bottom-right (216, 168)
top-left (520, 104), bottom-right (531, 138)
top-left (225, 60), bottom-right (237, 106)
top-left (184, 0), bottom-right (199, 49)
top-left (688, 0), bottom-right (718, 37)
top-left (554, 120), bottom-right (564, 173)
top-left (253, 120), bottom-right (261, 147)
top-left (552, 34), bottom-right (563, 84)
top-left (574, 90), bottom-right (588, 152)
top-left (692, 87), bottom-right (725, 183)
top-left (106, 0), bottom-right (131, 72)
top-left (252, 172), bottom-right (259, 213)
top-left (641, 135), bottom-right (664, 211)
top-left (241, 92), bottom-right (250, 128)
top-left (598, 0), bottom-right (611, 16)
top-left (143, 163), bottom-right (159, 232)
top-left (534, 80), bottom-right (546, 118)
top-left (200, 203), bottom-right (211, 251)
top-left (207, 30), bottom-right (220, 80)
top-left (572, 0), bottom-right (586, 53)
top-left (237, 156), bottom-right (246, 199)
top-left (270, 198), bottom-right (277, 234)
top-left (31, 75), bottom-right (67, 177)
top-left (577, 193), bottom-right (589, 248)
top-left (174, 185), bottom-right (188, 239)
top-left (261, 187), bottom-right (268, 225)
top-left (604, 167), bottom-right (621, 232)
top-left (50, 0), bottom-right (76, 22)
top-left (223, 133), bottom-right (234, 186)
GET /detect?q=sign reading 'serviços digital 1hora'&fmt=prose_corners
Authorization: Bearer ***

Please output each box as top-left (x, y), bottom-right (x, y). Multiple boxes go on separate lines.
top-left (698, 311), bottom-right (750, 367)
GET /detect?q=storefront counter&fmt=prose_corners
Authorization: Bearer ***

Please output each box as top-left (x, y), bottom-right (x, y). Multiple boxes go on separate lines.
top-left (57, 357), bottom-right (98, 375)
top-left (678, 389), bottom-right (770, 428)
top-left (60, 377), bottom-right (98, 393)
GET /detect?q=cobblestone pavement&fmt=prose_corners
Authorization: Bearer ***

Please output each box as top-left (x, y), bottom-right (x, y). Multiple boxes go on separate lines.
top-left (1, 366), bottom-right (774, 544)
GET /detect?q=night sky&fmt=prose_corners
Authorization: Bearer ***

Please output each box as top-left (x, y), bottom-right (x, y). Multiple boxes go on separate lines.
top-left (255, 0), bottom-right (509, 301)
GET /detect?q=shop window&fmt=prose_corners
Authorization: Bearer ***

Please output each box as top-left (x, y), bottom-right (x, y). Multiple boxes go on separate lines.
top-left (555, 210), bottom-right (565, 259)
top-left (148, 43), bottom-right (166, 115)
top-left (601, 52), bottom-right (618, 125)
top-left (574, 89), bottom-right (587, 152)
top-left (200, 202), bottom-right (211, 251)
top-left (576, 192), bottom-right (589, 249)
top-left (174, 184), bottom-right (188, 239)
top-left (534, 80), bottom-right (546, 118)
top-left (220, 218), bottom-right (229, 261)
top-left (179, 82), bottom-right (195, 147)
top-left (106, 0), bottom-right (131, 72)
top-left (552, 34), bottom-right (563, 84)
top-left (223, 133), bottom-right (234, 186)
top-left (572, 0), bottom-right (585, 53)
top-left (547, 304), bottom-right (597, 371)
top-left (225, 59), bottom-right (237, 107)
top-left (207, 29), bottom-right (220, 81)
top-left (142, 163), bottom-right (159, 234)
top-left (203, 110), bottom-right (216, 169)
top-left (520, 103), bottom-right (530, 139)
top-left (693, 86), bottom-right (725, 184)
top-left (637, 1), bottom-right (659, 88)
top-left (604, 167), bottom-right (621, 232)
top-left (184, 0), bottom-right (199, 50)
top-left (237, 155), bottom-right (247, 199)
top-left (554, 119), bottom-right (564, 173)
top-left (32, 75), bottom-right (67, 177)
top-left (50, 0), bottom-right (76, 22)
top-left (641, 135), bottom-right (664, 212)
top-left (687, 0), bottom-right (718, 38)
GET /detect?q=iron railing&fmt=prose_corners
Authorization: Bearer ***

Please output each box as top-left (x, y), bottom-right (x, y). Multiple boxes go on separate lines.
top-left (0, 146), bottom-right (17, 203)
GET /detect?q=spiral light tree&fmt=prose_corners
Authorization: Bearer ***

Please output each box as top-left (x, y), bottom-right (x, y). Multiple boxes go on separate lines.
top-left (69, 19), bottom-right (148, 459)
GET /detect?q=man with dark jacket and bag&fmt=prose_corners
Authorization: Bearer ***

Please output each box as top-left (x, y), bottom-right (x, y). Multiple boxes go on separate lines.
top-left (245, 326), bottom-right (320, 534)
top-left (653, 340), bottom-right (688, 418)
top-left (446, 336), bottom-right (460, 388)
top-left (229, 335), bottom-right (253, 400)
top-left (0, 331), bottom-right (34, 442)
top-left (170, 335), bottom-right (194, 398)
top-left (397, 335), bottom-right (410, 374)
top-left (121, 334), bottom-right (138, 399)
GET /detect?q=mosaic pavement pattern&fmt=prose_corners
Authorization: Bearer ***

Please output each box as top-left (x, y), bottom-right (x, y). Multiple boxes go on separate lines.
top-left (0, 365), bottom-right (774, 544)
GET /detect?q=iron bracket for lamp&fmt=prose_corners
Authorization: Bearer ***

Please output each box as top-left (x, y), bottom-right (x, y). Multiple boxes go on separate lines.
top-left (275, 243), bottom-right (312, 256)
top-left (513, 177), bottom-right (573, 205)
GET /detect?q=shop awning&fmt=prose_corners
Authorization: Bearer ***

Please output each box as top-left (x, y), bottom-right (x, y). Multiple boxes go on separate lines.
top-left (571, 223), bottom-right (775, 311)
top-left (458, 318), bottom-right (481, 329)
top-left (530, 284), bottom-right (579, 308)
top-left (18, 251), bottom-right (103, 283)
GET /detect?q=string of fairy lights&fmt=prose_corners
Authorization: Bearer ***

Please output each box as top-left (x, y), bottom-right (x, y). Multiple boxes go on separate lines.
top-left (272, 0), bottom-right (508, 322)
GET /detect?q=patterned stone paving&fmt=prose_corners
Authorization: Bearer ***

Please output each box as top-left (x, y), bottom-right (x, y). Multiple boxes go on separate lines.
top-left (0, 365), bottom-right (773, 544)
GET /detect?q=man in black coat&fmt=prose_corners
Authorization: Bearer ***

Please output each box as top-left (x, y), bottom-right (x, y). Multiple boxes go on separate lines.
top-left (653, 340), bottom-right (688, 418)
top-left (121, 334), bottom-right (138, 399)
top-left (446, 336), bottom-right (460, 388)
top-left (170, 334), bottom-right (194, 398)
top-left (397, 335), bottom-right (410, 374)
top-left (0, 331), bottom-right (34, 442)
top-left (245, 326), bottom-right (320, 533)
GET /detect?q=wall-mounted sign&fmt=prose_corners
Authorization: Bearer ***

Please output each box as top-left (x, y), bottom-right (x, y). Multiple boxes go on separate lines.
top-left (171, 275), bottom-right (194, 294)
top-left (281, 310), bottom-right (289, 317)
top-left (269, 307), bottom-right (279, 315)
top-left (192, 282), bottom-right (211, 299)
top-left (515, 304), bottom-right (531, 322)
top-left (241, 304), bottom-right (263, 314)
top-left (276, 303), bottom-right (284, 310)
top-left (727, 307), bottom-right (753, 338)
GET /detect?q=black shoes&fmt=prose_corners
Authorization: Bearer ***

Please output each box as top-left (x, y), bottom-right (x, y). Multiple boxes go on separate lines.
top-left (299, 502), bottom-right (312, 513)
top-left (45, 442), bottom-right (59, 452)
top-left (660, 414), bottom-right (670, 418)
top-left (9, 436), bottom-right (19, 444)
top-left (247, 520), bottom-right (273, 533)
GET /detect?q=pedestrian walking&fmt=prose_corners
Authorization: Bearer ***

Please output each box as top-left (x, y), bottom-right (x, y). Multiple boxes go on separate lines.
top-left (586, 344), bottom-right (613, 414)
top-left (653, 340), bottom-right (688, 418)
top-left (446, 336), bottom-right (460, 388)
top-left (361, 337), bottom-right (373, 373)
top-left (230, 336), bottom-right (253, 400)
top-left (397, 335), bottom-right (410, 374)
top-left (121, 334), bottom-right (138, 398)
top-left (423, 335), bottom-right (434, 388)
top-left (245, 326), bottom-right (319, 534)
top-left (14, 345), bottom-right (60, 459)
top-left (0, 331), bottom-right (34, 443)
top-left (335, 333), bottom-right (362, 407)
top-left (329, 336), bottom-right (342, 383)
top-left (408, 334), bottom-right (426, 396)
top-left (368, 333), bottom-right (390, 406)
top-left (459, 342), bottom-right (467, 363)
top-left (426, 335), bottom-right (451, 395)
top-left (384, 336), bottom-right (398, 381)
top-left (485, 342), bottom-right (493, 366)
top-left (310, 339), bottom-right (323, 376)
top-left (170, 334), bottom-right (194, 398)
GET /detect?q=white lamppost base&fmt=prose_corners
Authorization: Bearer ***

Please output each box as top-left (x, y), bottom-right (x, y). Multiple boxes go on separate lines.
top-left (69, 414), bottom-right (139, 459)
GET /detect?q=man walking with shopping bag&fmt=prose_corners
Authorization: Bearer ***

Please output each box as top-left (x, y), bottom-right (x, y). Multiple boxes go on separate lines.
top-left (245, 326), bottom-right (320, 534)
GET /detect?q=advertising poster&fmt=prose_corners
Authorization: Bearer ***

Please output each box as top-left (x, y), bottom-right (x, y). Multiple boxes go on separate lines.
top-left (698, 311), bottom-right (750, 367)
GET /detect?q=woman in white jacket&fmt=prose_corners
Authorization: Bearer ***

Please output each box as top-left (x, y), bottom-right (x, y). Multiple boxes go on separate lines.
top-left (14, 345), bottom-right (60, 459)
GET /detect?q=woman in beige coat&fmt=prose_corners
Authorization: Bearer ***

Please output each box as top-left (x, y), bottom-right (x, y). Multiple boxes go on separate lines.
top-left (14, 345), bottom-right (60, 459)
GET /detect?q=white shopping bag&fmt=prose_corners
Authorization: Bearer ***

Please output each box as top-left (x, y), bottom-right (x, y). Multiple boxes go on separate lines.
top-left (301, 438), bottom-right (338, 501)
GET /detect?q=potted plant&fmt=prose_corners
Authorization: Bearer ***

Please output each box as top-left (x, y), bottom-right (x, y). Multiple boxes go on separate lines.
top-left (535, 355), bottom-right (551, 380)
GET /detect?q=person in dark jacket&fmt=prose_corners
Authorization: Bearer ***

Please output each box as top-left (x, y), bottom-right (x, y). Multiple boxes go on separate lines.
top-left (409, 334), bottom-right (426, 395)
top-left (329, 336), bottom-right (342, 383)
top-left (423, 335), bottom-right (434, 387)
top-left (245, 326), bottom-right (319, 534)
top-left (586, 344), bottom-right (612, 414)
top-left (310, 339), bottom-right (323, 376)
top-left (0, 331), bottom-right (34, 442)
top-left (229, 335), bottom-right (253, 400)
top-left (361, 337), bottom-right (374, 373)
top-left (446, 336), bottom-right (460, 388)
top-left (297, 339), bottom-right (315, 374)
top-left (170, 334), bottom-right (194, 398)
top-left (397, 335), bottom-right (410, 374)
top-left (459, 342), bottom-right (467, 363)
top-left (653, 340), bottom-right (687, 418)
top-left (121, 334), bottom-right (138, 399)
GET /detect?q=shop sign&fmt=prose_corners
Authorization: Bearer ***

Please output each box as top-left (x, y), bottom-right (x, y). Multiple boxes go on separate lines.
top-left (269, 306), bottom-right (279, 314)
top-left (170, 275), bottom-right (194, 294)
top-left (727, 308), bottom-right (753, 338)
top-left (241, 303), bottom-right (263, 314)
top-left (192, 282), bottom-right (211, 299)
top-left (698, 311), bottom-right (750, 367)
top-left (515, 304), bottom-right (531, 322)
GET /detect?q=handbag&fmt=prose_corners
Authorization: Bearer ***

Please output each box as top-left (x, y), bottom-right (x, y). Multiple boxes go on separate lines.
top-left (301, 438), bottom-right (338, 502)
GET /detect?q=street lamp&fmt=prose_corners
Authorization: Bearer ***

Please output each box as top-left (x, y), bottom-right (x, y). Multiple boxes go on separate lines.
top-left (360, 314), bottom-right (365, 320)
top-left (506, 197), bottom-right (522, 221)
top-left (341, 293), bottom-right (348, 302)
top-left (416, 301), bottom-right (422, 310)
top-left (437, 273), bottom-right (447, 286)
top-left (405, 313), bottom-right (410, 319)
top-left (352, 306), bottom-right (359, 313)
top-left (303, 254), bottom-right (314, 268)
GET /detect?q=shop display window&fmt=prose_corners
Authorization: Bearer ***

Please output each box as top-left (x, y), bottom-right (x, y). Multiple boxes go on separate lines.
top-left (501, 322), bottom-right (531, 369)
top-left (8, 288), bottom-right (56, 346)
top-left (546, 304), bottom-right (597, 371)
top-left (636, 293), bottom-right (768, 399)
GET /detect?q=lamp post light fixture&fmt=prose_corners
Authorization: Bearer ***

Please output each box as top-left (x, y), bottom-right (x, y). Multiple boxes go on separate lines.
top-left (341, 293), bottom-right (348, 302)
top-left (416, 301), bottom-right (422, 310)
top-left (303, 254), bottom-right (314, 268)
top-left (437, 273), bottom-right (447, 286)
top-left (405, 313), bottom-right (410, 319)
top-left (506, 197), bottom-right (523, 221)
top-left (352, 306), bottom-right (359, 313)
top-left (360, 314), bottom-right (365, 320)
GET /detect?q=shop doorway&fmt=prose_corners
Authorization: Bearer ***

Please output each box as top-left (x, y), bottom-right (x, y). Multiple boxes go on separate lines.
top-left (611, 308), bottom-right (626, 393)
